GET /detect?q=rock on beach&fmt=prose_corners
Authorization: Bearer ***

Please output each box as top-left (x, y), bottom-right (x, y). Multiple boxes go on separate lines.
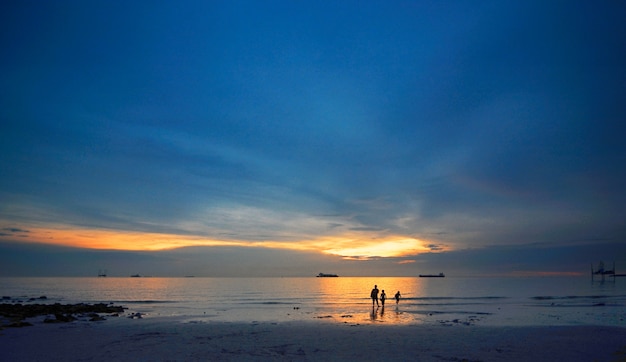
top-left (0, 302), bottom-right (125, 328)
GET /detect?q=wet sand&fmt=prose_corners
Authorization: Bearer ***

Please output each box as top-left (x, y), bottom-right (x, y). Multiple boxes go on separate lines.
top-left (1, 316), bottom-right (625, 361)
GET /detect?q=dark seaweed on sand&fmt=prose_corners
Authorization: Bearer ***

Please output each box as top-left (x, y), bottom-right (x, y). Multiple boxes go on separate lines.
top-left (0, 302), bottom-right (125, 328)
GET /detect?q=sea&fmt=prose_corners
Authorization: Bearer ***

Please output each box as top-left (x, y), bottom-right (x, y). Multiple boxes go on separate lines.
top-left (1, 276), bottom-right (625, 327)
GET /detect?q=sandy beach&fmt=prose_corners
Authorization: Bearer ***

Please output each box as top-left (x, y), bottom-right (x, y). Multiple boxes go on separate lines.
top-left (2, 315), bottom-right (626, 362)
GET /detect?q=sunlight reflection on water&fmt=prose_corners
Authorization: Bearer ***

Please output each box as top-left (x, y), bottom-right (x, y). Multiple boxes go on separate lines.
top-left (1, 276), bottom-right (625, 327)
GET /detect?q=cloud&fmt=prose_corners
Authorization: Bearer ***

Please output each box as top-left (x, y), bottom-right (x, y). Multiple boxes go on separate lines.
top-left (0, 227), bottom-right (30, 237)
top-left (2, 228), bottom-right (29, 233)
top-left (1, 1), bottom-right (625, 276)
top-left (426, 244), bottom-right (445, 252)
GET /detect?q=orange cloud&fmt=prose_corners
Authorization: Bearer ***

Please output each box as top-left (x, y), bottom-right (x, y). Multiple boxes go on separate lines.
top-left (1, 224), bottom-right (447, 259)
top-left (397, 260), bottom-right (416, 264)
top-left (299, 235), bottom-right (449, 258)
top-left (0, 226), bottom-right (245, 250)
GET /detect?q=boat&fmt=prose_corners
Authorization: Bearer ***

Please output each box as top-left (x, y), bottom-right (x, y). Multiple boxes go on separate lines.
top-left (317, 273), bottom-right (339, 277)
top-left (130, 274), bottom-right (141, 278)
top-left (419, 273), bottom-right (445, 278)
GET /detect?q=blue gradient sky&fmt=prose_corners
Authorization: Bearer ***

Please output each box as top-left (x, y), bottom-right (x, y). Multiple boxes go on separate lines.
top-left (1, 1), bottom-right (625, 276)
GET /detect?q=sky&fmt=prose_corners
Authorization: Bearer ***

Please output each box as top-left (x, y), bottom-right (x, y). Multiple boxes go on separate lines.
top-left (1, 1), bottom-right (625, 277)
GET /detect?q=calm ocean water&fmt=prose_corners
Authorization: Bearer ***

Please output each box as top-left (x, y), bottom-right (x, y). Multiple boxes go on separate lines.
top-left (1, 277), bottom-right (625, 327)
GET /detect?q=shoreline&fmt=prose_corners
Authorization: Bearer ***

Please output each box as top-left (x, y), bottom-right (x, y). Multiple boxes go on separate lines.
top-left (1, 316), bottom-right (625, 361)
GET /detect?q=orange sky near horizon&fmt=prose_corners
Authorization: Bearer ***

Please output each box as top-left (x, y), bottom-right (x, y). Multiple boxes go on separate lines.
top-left (0, 225), bottom-right (445, 259)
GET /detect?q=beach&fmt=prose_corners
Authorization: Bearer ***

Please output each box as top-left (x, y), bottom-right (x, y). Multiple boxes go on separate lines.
top-left (2, 276), bottom-right (625, 361)
top-left (2, 316), bottom-right (626, 361)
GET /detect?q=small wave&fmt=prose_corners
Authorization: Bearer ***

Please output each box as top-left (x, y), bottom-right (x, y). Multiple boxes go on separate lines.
top-left (416, 302), bottom-right (496, 307)
top-left (530, 295), bottom-right (622, 301)
top-left (529, 302), bottom-right (623, 308)
top-left (407, 310), bottom-right (493, 316)
top-left (411, 296), bottom-right (508, 301)
top-left (113, 300), bottom-right (180, 304)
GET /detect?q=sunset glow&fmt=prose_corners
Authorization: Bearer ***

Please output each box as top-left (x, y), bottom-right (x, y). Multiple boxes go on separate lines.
top-left (0, 226), bottom-right (246, 251)
top-left (311, 237), bottom-right (443, 258)
top-left (0, 225), bottom-right (443, 259)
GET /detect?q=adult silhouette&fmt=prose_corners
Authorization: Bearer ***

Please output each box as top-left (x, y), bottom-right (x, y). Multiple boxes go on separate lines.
top-left (370, 285), bottom-right (380, 307)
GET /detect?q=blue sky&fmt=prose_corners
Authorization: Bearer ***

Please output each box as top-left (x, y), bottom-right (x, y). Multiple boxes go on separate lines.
top-left (1, 1), bottom-right (625, 276)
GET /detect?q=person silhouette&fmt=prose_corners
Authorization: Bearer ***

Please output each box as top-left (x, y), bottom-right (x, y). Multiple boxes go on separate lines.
top-left (380, 290), bottom-right (386, 306)
top-left (370, 285), bottom-right (380, 307)
top-left (395, 291), bottom-right (401, 304)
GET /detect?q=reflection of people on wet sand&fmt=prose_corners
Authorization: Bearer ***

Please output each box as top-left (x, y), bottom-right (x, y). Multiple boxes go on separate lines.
top-left (380, 290), bottom-right (386, 306)
top-left (370, 285), bottom-right (380, 307)
top-left (395, 291), bottom-right (401, 304)
top-left (370, 305), bottom-right (378, 320)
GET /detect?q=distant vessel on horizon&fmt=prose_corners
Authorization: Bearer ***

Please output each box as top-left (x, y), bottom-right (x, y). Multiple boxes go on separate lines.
top-left (591, 261), bottom-right (626, 280)
top-left (317, 273), bottom-right (339, 277)
top-left (419, 273), bottom-right (445, 278)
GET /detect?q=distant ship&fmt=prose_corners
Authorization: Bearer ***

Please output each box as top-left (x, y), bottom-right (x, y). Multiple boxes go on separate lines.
top-left (419, 273), bottom-right (445, 278)
top-left (317, 273), bottom-right (339, 277)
